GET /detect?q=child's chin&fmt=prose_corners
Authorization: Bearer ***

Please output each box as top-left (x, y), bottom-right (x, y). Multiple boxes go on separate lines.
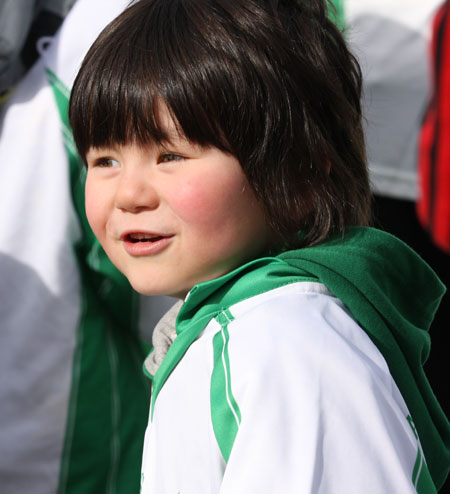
top-left (129, 280), bottom-right (186, 300)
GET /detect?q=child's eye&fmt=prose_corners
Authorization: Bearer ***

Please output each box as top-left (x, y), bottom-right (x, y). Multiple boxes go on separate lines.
top-left (158, 153), bottom-right (184, 163)
top-left (92, 157), bottom-right (120, 168)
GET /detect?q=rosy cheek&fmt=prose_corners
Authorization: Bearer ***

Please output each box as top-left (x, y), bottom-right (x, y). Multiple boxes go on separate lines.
top-left (170, 179), bottom-right (233, 227)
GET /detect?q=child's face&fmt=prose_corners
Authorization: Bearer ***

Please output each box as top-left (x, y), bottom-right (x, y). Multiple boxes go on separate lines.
top-left (85, 115), bottom-right (268, 298)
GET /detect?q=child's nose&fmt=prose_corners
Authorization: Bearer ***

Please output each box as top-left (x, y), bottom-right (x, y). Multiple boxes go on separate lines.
top-left (114, 172), bottom-right (159, 212)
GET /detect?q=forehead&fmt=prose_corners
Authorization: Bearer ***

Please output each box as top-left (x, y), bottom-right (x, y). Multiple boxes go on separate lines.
top-left (154, 104), bottom-right (187, 143)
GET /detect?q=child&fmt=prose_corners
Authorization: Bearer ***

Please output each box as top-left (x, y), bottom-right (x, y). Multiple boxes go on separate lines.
top-left (69, 0), bottom-right (450, 491)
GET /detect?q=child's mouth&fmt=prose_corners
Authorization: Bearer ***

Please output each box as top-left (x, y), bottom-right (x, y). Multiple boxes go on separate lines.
top-left (122, 232), bottom-right (174, 257)
top-left (127, 235), bottom-right (164, 244)
top-left (126, 232), bottom-right (166, 243)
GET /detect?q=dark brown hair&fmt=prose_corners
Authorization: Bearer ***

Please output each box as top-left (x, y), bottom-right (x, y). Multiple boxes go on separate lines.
top-left (69, 0), bottom-right (371, 249)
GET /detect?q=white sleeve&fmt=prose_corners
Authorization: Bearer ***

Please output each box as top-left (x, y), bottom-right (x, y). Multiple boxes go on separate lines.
top-left (219, 290), bottom-right (420, 494)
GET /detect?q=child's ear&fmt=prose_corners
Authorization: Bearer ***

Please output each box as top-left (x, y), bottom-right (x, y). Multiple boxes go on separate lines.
top-left (324, 159), bottom-right (331, 174)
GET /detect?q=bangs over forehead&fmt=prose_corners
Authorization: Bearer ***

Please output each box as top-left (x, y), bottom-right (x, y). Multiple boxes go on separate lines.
top-left (69, 0), bottom-right (240, 158)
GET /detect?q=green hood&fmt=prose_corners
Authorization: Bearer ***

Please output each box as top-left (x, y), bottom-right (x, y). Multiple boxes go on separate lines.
top-left (149, 227), bottom-right (450, 489)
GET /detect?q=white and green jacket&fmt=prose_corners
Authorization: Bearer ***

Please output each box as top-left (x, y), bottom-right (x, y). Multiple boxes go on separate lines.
top-left (141, 228), bottom-right (450, 493)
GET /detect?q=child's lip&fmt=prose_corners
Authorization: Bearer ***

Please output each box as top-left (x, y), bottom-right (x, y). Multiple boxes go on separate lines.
top-left (120, 231), bottom-right (175, 256)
